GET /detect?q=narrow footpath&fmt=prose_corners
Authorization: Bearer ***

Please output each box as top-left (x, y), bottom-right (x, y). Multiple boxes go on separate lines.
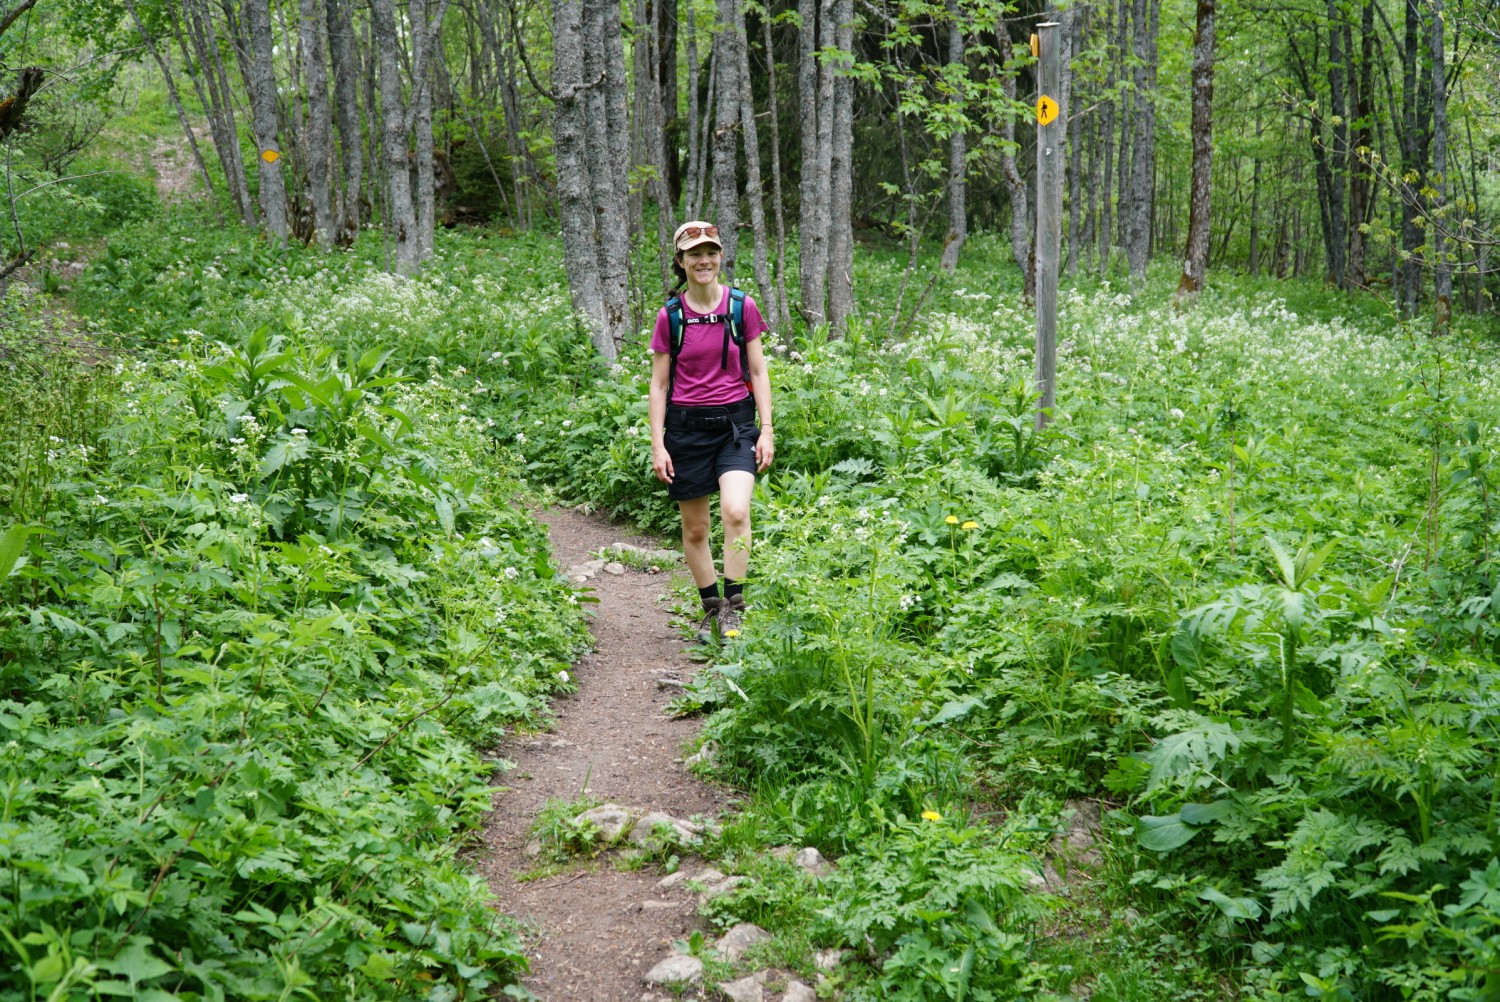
top-left (476, 507), bottom-right (731, 1001)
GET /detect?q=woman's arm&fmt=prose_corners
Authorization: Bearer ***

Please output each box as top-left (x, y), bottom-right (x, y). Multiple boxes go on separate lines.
top-left (649, 352), bottom-right (674, 483)
top-left (746, 339), bottom-right (774, 473)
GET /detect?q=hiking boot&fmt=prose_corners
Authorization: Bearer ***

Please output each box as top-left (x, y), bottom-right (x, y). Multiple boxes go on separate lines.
top-left (695, 597), bottom-right (723, 645)
top-left (718, 595), bottom-right (746, 640)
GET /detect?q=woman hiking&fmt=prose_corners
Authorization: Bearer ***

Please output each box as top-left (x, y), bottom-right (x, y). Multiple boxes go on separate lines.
top-left (649, 221), bottom-right (775, 643)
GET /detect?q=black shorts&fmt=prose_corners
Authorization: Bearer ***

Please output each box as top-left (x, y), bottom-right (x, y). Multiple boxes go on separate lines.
top-left (662, 396), bottom-right (759, 501)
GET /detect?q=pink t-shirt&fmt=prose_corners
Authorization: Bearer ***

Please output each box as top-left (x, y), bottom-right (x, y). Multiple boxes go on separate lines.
top-left (651, 289), bottom-right (768, 406)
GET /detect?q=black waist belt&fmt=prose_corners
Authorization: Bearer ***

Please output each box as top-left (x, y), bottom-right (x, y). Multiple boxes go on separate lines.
top-left (666, 396), bottom-right (755, 439)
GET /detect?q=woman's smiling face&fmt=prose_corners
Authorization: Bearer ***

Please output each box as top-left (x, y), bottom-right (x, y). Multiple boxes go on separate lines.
top-left (680, 245), bottom-right (722, 285)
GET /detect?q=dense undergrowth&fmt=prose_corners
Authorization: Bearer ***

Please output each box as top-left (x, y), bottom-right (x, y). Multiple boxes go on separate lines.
top-left (1, 224), bottom-right (586, 1000)
top-left (19, 203), bottom-right (1500, 1000)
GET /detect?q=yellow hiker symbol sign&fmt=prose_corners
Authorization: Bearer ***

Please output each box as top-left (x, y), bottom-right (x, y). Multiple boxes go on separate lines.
top-left (1036, 96), bottom-right (1059, 126)
top-left (260, 149), bottom-right (281, 164)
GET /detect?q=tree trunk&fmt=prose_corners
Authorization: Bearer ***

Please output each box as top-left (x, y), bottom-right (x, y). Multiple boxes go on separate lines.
top-left (411, 0), bottom-right (437, 260)
top-left (551, 0), bottom-right (610, 353)
top-left (826, 0), bottom-right (854, 331)
top-left (658, 0), bottom-right (681, 205)
top-left (325, 0), bottom-right (364, 243)
top-left (1346, 0), bottom-right (1374, 285)
top-left (582, 0), bottom-right (633, 350)
top-left (711, 0), bottom-right (742, 278)
top-left (244, 0), bottom-right (289, 240)
top-left (762, 5), bottom-right (792, 326)
top-left (1399, 0), bottom-right (1427, 316)
top-left (1430, 0), bottom-right (1450, 330)
top-left (1176, 0), bottom-right (1214, 299)
top-left (372, 0), bottom-right (418, 272)
top-left (684, 5), bottom-right (705, 218)
top-left (1324, 0), bottom-right (1348, 287)
top-left (1123, 0), bottom-right (1157, 281)
top-left (647, 0), bottom-right (676, 292)
top-left (736, 0), bottom-right (774, 324)
top-left (797, 0), bottom-right (828, 325)
top-left (300, 0), bottom-right (335, 245)
top-left (939, 0), bottom-right (967, 272)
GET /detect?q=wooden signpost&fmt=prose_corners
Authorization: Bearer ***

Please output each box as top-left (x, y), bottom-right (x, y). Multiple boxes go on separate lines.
top-left (1034, 21), bottom-right (1062, 430)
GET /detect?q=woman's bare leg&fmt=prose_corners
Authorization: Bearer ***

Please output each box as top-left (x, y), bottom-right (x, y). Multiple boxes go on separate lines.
top-left (718, 471), bottom-right (755, 582)
top-left (679, 496), bottom-right (716, 588)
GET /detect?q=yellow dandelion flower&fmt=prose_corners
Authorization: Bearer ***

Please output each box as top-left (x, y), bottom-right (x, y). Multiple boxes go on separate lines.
top-left (945, 515), bottom-right (959, 525)
top-left (962, 521), bottom-right (978, 530)
top-left (724, 629), bottom-right (741, 639)
top-left (921, 810), bottom-right (942, 821)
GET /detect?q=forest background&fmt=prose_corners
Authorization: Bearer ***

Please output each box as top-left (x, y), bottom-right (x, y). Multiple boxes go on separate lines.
top-left (3, 0), bottom-right (1500, 997)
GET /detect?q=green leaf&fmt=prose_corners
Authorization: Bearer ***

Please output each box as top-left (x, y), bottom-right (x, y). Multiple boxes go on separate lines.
top-left (1179, 801), bottom-right (1234, 826)
top-left (1135, 813), bottom-right (1203, 852)
top-left (435, 496), bottom-right (455, 537)
top-left (0, 523), bottom-right (38, 578)
top-left (1198, 885), bottom-right (1262, 920)
top-left (1265, 536), bottom-right (1297, 589)
top-left (926, 697), bottom-right (985, 726)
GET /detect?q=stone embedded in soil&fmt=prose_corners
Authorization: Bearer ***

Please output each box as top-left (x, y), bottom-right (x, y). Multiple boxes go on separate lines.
top-left (522, 837), bottom-right (542, 858)
top-left (714, 922), bottom-right (771, 962)
top-left (604, 561), bottom-right (626, 575)
top-left (698, 875), bottom-right (748, 903)
top-left (718, 972), bottom-right (765, 1002)
top-left (628, 811), bottom-right (706, 849)
top-left (574, 803), bottom-right (634, 843)
top-left (656, 870), bottom-right (691, 891)
top-left (813, 948), bottom-right (843, 970)
top-left (684, 741), bottom-right (718, 770)
top-left (643, 953), bottom-right (703, 986)
top-left (794, 847), bottom-right (832, 877)
top-left (781, 980), bottom-right (817, 1002)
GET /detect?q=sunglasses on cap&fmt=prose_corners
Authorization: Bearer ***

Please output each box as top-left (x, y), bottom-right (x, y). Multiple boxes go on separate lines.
top-left (679, 225), bottom-right (719, 240)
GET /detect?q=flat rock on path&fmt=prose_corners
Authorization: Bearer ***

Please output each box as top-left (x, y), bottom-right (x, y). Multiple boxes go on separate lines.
top-left (476, 507), bottom-right (729, 1001)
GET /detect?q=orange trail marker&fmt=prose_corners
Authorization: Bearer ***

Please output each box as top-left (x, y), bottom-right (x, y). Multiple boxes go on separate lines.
top-left (260, 149), bottom-right (280, 164)
top-left (1036, 96), bottom-right (1059, 126)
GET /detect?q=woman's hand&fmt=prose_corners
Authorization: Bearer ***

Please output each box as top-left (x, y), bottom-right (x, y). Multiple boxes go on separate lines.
top-left (755, 428), bottom-right (775, 473)
top-left (652, 445), bottom-right (674, 484)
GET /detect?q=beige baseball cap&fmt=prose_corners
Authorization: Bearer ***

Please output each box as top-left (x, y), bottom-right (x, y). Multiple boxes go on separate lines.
top-left (673, 220), bottom-right (722, 253)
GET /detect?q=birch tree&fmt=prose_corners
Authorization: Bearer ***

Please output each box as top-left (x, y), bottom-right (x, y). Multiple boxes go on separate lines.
top-left (938, 0), bottom-right (966, 271)
top-left (244, 0), bottom-right (289, 240)
top-left (711, 0), bottom-right (742, 278)
top-left (300, 0), bottom-right (335, 246)
top-left (1176, 0), bottom-right (1214, 299)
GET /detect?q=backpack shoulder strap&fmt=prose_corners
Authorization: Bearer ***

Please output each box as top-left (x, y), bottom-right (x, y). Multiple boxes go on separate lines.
top-left (727, 288), bottom-right (750, 379)
top-left (665, 296), bottom-right (686, 356)
top-left (664, 295), bottom-right (686, 406)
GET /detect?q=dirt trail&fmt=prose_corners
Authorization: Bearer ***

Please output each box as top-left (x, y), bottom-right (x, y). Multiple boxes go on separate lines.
top-left (477, 507), bottom-right (730, 1001)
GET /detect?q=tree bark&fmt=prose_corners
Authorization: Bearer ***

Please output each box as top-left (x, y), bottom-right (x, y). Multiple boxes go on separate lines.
top-left (762, 4), bottom-right (792, 326)
top-left (372, 0), bottom-right (418, 272)
top-left (244, 0), bottom-right (289, 240)
top-left (581, 0), bottom-right (632, 349)
top-left (1346, 0), bottom-right (1374, 285)
top-left (826, 0), bottom-right (854, 331)
top-left (1123, 0), bottom-right (1157, 281)
top-left (736, 0), bottom-right (774, 324)
top-left (551, 0), bottom-right (610, 353)
top-left (939, 0), bottom-right (967, 271)
top-left (1176, 0), bottom-right (1214, 299)
top-left (711, 0), bottom-right (742, 278)
top-left (797, 0), bottom-right (828, 325)
top-left (658, 0), bottom-right (681, 205)
top-left (1430, 0), bottom-right (1450, 330)
top-left (411, 0), bottom-right (437, 259)
top-left (324, 0), bottom-right (364, 242)
top-left (684, 4), bottom-right (705, 218)
top-left (300, 0), bottom-right (336, 245)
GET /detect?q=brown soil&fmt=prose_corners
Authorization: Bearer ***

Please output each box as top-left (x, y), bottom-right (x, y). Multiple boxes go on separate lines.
top-left (477, 507), bottom-right (730, 1001)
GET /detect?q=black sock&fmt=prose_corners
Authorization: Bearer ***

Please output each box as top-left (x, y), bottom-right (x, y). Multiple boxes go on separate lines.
top-left (698, 582), bottom-right (720, 605)
top-left (723, 577), bottom-right (744, 601)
